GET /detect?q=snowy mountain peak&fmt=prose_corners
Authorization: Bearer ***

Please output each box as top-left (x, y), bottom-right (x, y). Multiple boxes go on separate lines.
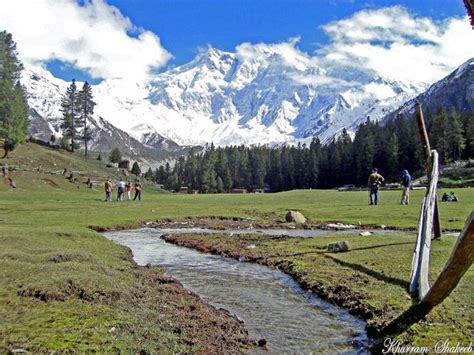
top-left (25, 44), bottom-right (468, 149)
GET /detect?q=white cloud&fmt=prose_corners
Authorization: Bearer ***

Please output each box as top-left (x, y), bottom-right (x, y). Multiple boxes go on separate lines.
top-left (318, 6), bottom-right (474, 87)
top-left (0, 0), bottom-right (171, 81)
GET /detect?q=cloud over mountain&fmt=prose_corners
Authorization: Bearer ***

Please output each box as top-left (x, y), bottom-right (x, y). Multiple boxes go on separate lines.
top-left (0, 0), bottom-right (171, 81)
top-left (317, 6), bottom-right (474, 88)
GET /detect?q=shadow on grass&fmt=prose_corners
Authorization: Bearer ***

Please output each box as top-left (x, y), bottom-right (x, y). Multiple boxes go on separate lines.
top-left (324, 254), bottom-right (410, 289)
top-left (370, 302), bottom-right (432, 351)
top-left (349, 241), bottom-right (413, 252)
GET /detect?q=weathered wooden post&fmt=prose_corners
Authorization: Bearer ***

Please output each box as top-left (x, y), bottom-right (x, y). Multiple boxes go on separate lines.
top-left (415, 102), bottom-right (441, 240)
top-left (409, 150), bottom-right (439, 298)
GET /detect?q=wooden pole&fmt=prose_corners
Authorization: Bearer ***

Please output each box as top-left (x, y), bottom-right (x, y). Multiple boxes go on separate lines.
top-left (418, 151), bottom-right (439, 299)
top-left (415, 103), bottom-right (441, 239)
top-left (421, 211), bottom-right (474, 307)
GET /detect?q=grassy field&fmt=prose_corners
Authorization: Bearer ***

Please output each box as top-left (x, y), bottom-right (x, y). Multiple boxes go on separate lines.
top-left (163, 232), bottom-right (473, 349)
top-left (1, 144), bottom-right (473, 351)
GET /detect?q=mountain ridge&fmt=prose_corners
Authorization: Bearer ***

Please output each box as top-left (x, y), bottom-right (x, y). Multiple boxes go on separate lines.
top-left (383, 57), bottom-right (474, 122)
top-left (21, 46), bottom-right (473, 152)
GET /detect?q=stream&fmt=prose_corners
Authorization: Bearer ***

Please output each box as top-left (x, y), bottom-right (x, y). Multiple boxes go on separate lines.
top-left (105, 228), bottom-right (370, 354)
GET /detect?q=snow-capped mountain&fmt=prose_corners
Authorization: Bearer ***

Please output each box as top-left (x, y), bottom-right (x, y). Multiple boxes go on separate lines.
top-left (383, 57), bottom-right (474, 122)
top-left (22, 67), bottom-right (185, 161)
top-left (23, 44), bottom-right (432, 148)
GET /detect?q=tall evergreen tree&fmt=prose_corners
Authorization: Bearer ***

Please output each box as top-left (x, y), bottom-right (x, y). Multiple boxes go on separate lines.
top-left (0, 31), bottom-right (28, 158)
top-left (144, 167), bottom-right (153, 180)
top-left (108, 147), bottom-right (122, 163)
top-left (131, 161), bottom-right (141, 176)
top-left (308, 138), bottom-right (321, 188)
top-left (462, 112), bottom-right (474, 159)
top-left (386, 133), bottom-right (399, 178)
top-left (77, 81), bottom-right (95, 158)
top-left (446, 110), bottom-right (465, 162)
top-left (431, 108), bottom-right (449, 163)
top-left (60, 79), bottom-right (81, 152)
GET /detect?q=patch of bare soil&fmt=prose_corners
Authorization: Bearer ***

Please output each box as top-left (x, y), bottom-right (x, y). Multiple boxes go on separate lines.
top-left (42, 178), bottom-right (60, 188)
top-left (17, 246), bottom-right (253, 353)
top-left (122, 264), bottom-right (254, 353)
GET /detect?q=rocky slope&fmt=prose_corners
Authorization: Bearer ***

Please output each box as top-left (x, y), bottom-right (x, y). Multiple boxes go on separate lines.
top-left (383, 58), bottom-right (474, 121)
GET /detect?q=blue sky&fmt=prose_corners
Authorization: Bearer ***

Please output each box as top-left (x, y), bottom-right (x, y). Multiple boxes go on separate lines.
top-left (0, 0), bottom-right (471, 84)
top-left (106, 0), bottom-right (466, 67)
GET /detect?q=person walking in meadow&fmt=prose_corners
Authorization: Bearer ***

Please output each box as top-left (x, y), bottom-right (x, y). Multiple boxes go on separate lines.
top-left (117, 177), bottom-right (125, 201)
top-left (133, 179), bottom-right (142, 201)
top-left (368, 168), bottom-right (384, 205)
top-left (126, 179), bottom-right (132, 200)
top-left (400, 169), bottom-right (412, 205)
top-left (104, 179), bottom-right (113, 202)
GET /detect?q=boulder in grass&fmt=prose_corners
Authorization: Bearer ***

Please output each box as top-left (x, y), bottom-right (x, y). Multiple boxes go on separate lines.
top-left (327, 241), bottom-right (349, 253)
top-left (285, 211), bottom-right (307, 224)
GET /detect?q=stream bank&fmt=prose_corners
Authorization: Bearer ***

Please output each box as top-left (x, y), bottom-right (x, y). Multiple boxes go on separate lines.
top-left (105, 229), bottom-right (370, 353)
top-left (160, 231), bottom-right (473, 348)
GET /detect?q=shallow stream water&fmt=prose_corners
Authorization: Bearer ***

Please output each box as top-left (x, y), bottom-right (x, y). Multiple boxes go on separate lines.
top-left (105, 228), bottom-right (370, 354)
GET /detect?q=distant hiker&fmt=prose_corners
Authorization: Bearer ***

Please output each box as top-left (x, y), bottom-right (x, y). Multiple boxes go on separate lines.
top-left (126, 179), bottom-right (132, 200)
top-left (400, 169), bottom-right (412, 205)
top-left (104, 179), bottom-right (113, 202)
top-left (117, 177), bottom-right (125, 201)
top-left (441, 192), bottom-right (459, 202)
top-left (368, 168), bottom-right (384, 205)
top-left (133, 179), bottom-right (142, 201)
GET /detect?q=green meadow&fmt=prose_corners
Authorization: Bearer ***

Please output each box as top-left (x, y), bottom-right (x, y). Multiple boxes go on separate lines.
top-left (1, 144), bottom-right (473, 351)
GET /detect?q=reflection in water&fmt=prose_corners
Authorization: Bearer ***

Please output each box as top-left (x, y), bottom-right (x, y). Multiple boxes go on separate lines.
top-left (105, 229), bottom-right (369, 354)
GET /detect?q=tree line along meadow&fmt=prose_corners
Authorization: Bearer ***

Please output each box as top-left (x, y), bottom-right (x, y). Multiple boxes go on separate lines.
top-left (1, 31), bottom-right (473, 193)
top-left (154, 110), bottom-right (473, 193)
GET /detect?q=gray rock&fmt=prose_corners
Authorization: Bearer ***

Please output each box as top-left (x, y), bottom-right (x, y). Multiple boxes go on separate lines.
top-left (327, 241), bottom-right (349, 253)
top-left (285, 211), bottom-right (307, 224)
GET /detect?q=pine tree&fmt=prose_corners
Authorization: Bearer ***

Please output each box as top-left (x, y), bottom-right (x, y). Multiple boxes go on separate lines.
top-left (60, 79), bottom-right (81, 152)
top-left (108, 147), bottom-right (122, 163)
top-left (386, 133), bottom-right (399, 178)
top-left (144, 167), bottom-right (153, 180)
top-left (77, 81), bottom-right (95, 158)
top-left (431, 108), bottom-right (449, 163)
top-left (0, 31), bottom-right (28, 158)
top-left (267, 148), bottom-right (283, 192)
top-left (156, 165), bottom-right (167, 184)
top-left (216, 176), bottom-right (224, 193)
top-left (446, 110), bottom-right (465, 162)
top-left (308, 138), bottom-right (321, 188)
top-left (353, 119), bottom-right (375, 184)
top-left (131, 162), bottom-right (141, 176)
top-left (215, 149), bottom-right (233, 191)
top-left (462, 112), bottom-right (474, 159)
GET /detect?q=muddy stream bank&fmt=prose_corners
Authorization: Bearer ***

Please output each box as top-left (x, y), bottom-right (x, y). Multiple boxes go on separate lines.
top-left (105, 228), bottom-right (370, 353)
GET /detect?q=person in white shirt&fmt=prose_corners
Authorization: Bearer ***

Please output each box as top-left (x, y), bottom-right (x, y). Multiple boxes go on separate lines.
top-left (117, 177), bottom-right (125, 201)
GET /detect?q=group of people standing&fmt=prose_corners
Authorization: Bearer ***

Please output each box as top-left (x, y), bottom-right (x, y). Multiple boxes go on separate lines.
top-left (104, 178), bottom-right (142, 202)
top-left (367, 168), bottom-right (412, 205)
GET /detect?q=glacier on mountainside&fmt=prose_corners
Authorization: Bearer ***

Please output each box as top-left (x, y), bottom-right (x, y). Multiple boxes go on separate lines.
top-left (23, 43), bottom-right (432, 147)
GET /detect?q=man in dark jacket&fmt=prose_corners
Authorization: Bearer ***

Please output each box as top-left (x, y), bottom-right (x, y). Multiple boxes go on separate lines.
top-left (400, 169), bottom-right (412, 205)
top-left (368, 168), bottom-right (384, 205)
